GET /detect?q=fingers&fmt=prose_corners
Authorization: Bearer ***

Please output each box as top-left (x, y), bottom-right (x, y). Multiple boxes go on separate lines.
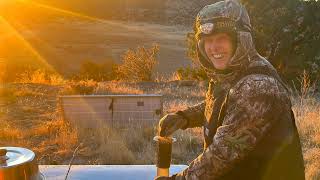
top-left (158, 114), bottom-right (172, 137)
top-left (164, 120), bottom-right (181, 136)
top-left (159, 122), bottom-right (174, 137)
top-left (158, 114), bottom-right (183, 137)
top-left (158, 115), bottom-right (169, 136)
top-left (159, 126), bottom-right (168, 137)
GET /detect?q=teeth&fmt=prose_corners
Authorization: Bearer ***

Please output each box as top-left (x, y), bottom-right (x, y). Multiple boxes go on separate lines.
top-left (213, 54), bottom-right (223, 59)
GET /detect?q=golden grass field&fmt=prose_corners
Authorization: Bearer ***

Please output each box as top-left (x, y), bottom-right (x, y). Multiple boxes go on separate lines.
top-left (0, 72), bottom-right (319, 179)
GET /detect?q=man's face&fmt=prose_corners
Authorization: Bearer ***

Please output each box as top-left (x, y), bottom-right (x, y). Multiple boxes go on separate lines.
top-left (203, 32), bottom-right (234, 70)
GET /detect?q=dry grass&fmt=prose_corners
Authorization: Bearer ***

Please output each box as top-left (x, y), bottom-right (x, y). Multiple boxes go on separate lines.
top-left (304, 148), bottom-right (320, 180)
top-left (0, 85), bottom-right (17, 105)
top-left (60, 80), bottom-right (145, 95)
top-left (294, 99), bottom-right (320, 180)
top-left (0, 119), bottom-right (23, 141)
top-left (154, 72), bottom-right (182, 82)
top-left (291, 72), bottom-right (320, 179)
top-left (0, 117), bottom-right (79, 164)
top-left (95, 81), bottom-right (144, 95)
top-left (17, 69), bottom-right (66, 85)
top-left (164, 99), bottom-right (192, 113)
top-left (1, 81), bottom-right (204, 166)
top-left (60, 79), bottom-right (98, 95)
top-left (31, 118), bottom-right (79, 164)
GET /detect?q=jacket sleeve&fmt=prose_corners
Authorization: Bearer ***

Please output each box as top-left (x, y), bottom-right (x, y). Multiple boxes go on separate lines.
top-left (179, 75), bottom-right (290, 179)
top-left (175, 101), bottom-right (206, 129)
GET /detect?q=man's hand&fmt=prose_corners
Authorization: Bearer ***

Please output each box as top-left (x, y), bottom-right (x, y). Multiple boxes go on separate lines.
top-left (158, 113), bottom-right (188, 137)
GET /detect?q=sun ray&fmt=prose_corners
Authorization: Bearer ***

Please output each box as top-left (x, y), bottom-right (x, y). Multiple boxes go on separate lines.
top-left (17, 0), bottom-right (104, 22)
top-left (8, 20), bottom-right (65, 68)
top-left (0, 15), bottom-right (54, 71)
top-left (16, 0), bottom-right (156, 34)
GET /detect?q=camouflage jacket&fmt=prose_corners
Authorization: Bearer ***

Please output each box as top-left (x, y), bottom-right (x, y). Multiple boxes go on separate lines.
top-left (174, 57), bottom-right (305, 180)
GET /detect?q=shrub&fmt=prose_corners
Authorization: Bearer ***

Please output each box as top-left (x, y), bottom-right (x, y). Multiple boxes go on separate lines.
top-left (74, 59), bottom-right (117, 81)
top-left (116, 44), bottom-right (159, 82)
top-left (61, 79), bottom-right (98, 95)
top-left (175, 67), bottom-right (207, 81)
top-left (17, 69), bottom-right (65, 85)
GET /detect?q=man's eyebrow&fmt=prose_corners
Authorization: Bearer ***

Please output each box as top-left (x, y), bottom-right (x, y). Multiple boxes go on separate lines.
top-left (217, 35), bottom-right (230, 40)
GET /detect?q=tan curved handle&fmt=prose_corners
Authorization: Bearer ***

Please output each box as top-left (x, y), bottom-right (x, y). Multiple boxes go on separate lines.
top-left (0, 149), bottom-right (8, 163)
top-left (0, 149), bottom-right (7, 156)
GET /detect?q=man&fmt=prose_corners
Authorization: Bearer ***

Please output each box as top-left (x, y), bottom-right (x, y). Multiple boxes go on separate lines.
top-left (156, 0), bottom-right (305, 179)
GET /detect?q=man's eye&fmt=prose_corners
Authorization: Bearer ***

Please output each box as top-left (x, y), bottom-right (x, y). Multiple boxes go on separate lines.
top-left (205, 39), bottom-right (213, 44)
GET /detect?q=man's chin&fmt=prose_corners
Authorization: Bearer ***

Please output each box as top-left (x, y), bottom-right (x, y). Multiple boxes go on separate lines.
top-left (213, 63), bottom-right (227, 70)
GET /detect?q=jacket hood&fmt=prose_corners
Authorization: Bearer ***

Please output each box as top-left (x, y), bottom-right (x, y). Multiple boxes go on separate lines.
top-left (195, 0), bottom-right (257, 82)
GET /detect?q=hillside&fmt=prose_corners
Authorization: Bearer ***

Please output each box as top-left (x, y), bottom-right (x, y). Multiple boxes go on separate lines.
top-left (25, 0), bottom-right (209, 26)
top-left (0, 0), bottom-right (192, 76)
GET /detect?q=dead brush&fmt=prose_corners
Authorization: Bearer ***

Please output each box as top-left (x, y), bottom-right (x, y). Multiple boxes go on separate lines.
top-left (163, 99), bottom-right (194, 113)
top-left (291, 70), bottom-right (320, 179)
top-left (0, 119), bottom-right (23, 143)
top-left (28, 118), bottom-right (79, 164)
top-left (75, 123), bottom-right (137, 164)
top-left (116, 45), bottom-right (159, 82)
top-left (94, 82), bottom-right (144, 95)
top-left (13, 87), bottom-right (44, 97)
top-left (304, 147), bottom-right (320, 180)
top-left (171, 129), bottom-right (203, 164)
top-left (17, 69), bottom-right (65, 85)
top-left (61, 79), bottom-right (98, 95)
top-left (154, 72), bottom-right (181, 82)
top-left (0, 85), bottom-right (17, 104)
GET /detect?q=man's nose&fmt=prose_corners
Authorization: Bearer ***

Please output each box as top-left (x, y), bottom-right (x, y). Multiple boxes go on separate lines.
top-left (208, 42), bottom-right (220, 52)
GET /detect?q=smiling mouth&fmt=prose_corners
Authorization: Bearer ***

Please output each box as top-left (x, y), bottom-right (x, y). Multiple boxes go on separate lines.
top-left (211, 54), bottom-right (224, 59)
